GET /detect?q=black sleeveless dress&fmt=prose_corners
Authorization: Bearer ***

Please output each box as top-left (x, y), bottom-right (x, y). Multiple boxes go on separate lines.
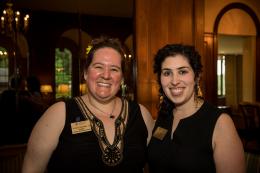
top-left (147, 101), bottom-right (222, 173)
top-left (47, 97), bottom-right (148, 173)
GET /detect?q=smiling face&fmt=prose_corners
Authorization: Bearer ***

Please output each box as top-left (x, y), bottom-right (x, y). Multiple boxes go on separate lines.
top-left (85, 47), bottom-right (123, 103)
top-left (160, 55), bottom-right (196, 107)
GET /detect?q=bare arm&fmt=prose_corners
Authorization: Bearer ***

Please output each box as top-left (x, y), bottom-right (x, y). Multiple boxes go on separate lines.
top-left (213, 113), bottom-right (245, 173)
top-left (139, 104), bottom-right (155, 144)
top-left (22, 101), bottom-right (66, 173)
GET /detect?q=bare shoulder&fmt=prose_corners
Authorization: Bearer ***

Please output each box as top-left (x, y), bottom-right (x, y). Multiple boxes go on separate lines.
top-left (215, 113), bottom-right (236, 131)
top-left (213, 113), bottom-right (245, 173)
top-left (42, 101), bottom-right (66, 119)
top-left (139, 104), bottom-right (151, 116)
top-left (138, 103), bottom-right (155, 144)
top-left (213, 113), bottom-right (239, 142)
top-left (138, 103), bottom-right (154, 123)
top-left (29, 101), bottom-right (66, 144)
top-left (23, 101), bottom-right (67, 172)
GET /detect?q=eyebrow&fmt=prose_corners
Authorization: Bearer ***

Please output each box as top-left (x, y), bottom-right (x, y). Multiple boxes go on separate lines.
top-left (161, 66), bottom-right (190, 71)
top-left (92, 62), bottom-right (121, 69)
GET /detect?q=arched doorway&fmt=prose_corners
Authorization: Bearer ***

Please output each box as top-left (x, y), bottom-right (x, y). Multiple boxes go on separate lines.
top-left (55, 29), bottom-right (92, 98)
top-left (213, 2), bottom-right (260, 105)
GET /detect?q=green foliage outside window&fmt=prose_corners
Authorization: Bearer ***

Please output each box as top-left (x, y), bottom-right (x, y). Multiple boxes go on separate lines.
top-left (0, 47), bottom-right (8, 68)
top-left (0, 47), bottom-right (9, 85)
top-left (55, 48), bottom-right (72, 99)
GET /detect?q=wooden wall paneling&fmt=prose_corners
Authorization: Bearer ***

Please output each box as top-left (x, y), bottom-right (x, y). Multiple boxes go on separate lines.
top-left (135, 0), bottom-right (205, 118)
top-left (135, 0), bottom-right (167, 118)
top-left (256, 36), bottom-right (260, 101)
top-left (149, 0), bottom-right (171, 118)
top-left (169, 0), bottom-right (194, 44)
top-left (194, 0), bottom-right (205, 58)
top-left (135, 0), bottom-right (152, 114)
top-left (194, 0), bottom-right (206, 102)
top-left (203, 33), bottom-right (217, 104)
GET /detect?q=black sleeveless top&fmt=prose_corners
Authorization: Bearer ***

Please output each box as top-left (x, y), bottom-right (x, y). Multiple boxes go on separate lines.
top-left (47, 97), bottom-right (148, 173)
top-left (147, 101), bottom-right (222, 173)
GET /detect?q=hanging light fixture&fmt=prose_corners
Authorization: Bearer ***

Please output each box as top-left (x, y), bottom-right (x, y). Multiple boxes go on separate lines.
top-left (0, 0), bottom-right (30, 83)
top-left (1, 1), bottom-right (29, 36)
top-left (0, 0), bottom-right (30, 107)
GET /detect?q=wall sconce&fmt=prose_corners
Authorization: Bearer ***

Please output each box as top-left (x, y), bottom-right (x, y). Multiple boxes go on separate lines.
top-left (123, 54), bottom-right (132, 61)
top-left (40, 84), bottom-right (53, 94)
top-left (80, 83), bottom-right (87, 94)
top-left (0, 50), bottom-right (8, 56)
top-left (57, 84), bottom-right (69, 93)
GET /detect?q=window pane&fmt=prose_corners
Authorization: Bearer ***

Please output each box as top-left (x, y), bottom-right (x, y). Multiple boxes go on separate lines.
top-left (0, 47), bottom-right (9, 93)
top-left (222, 56), bottom-right (225, 95)
top-left (55, 48), bottom-right (72, 99)
top-left (217, 55), bottom-right (225, 97)
top-left (217, 59), bottom-right (222, 95)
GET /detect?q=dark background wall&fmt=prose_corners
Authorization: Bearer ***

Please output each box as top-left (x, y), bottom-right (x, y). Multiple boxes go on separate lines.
top-left (5, 10), bottom-right (134, 101)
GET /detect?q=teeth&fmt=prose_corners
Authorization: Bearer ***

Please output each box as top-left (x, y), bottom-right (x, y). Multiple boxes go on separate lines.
top-left (171, 88), bottom-right (183, 95)
top-left (97, 82), bottom-right (111, 87)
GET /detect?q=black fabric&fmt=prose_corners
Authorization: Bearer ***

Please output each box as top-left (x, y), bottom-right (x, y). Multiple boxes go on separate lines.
top-left (47, 98), bottom-right (148, 173)
top-left (147, 101), bottom-right (222, 173)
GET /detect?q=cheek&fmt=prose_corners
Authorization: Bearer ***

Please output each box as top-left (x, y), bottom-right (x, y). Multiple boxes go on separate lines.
top-left (185, 76), bottom-right (196, 87)
top-left (160, 76), bottom-right (170, 87)
top-left (114, 74), bottom-right (123, 84)
top-left (85, 73), bottom-right (98, 89)
top-left (86, 69), bottom-right (99, 80)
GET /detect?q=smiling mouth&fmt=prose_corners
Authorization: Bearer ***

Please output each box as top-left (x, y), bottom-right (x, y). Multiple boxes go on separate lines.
top-left (97, 82), bottom-right (111, 87)
top-left (170, 87), bottom-right (184, 96)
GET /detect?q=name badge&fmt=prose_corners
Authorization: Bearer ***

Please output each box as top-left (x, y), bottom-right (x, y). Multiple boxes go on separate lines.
top-left (71, 120), bottom-right (91, 134)
top-left (153, 127), bottom-right (168, 140)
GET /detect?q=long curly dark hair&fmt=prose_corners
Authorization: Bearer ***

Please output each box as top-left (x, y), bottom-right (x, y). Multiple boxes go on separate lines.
top-left (153, 44), bottom-right (203, 115)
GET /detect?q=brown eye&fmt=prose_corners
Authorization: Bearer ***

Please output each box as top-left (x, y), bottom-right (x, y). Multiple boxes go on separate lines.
top-left (179, 69), bottom-right (188, 75)
top-left (111, 68), bottom-right (119, 72)
top-left (161, 70), bottom-right (172, 77)
top-left (93, 64), bottom-right (103, 69)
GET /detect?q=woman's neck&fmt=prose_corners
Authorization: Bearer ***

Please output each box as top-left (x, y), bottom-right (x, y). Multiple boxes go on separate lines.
top-left (173, 98), bottom-right (204, 119)
top-left (85, 94), bottom-right (117, 119)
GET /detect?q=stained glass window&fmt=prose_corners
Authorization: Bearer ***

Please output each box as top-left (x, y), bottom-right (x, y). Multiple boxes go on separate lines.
top-left (0, 47), bottom-right (9, 93)
top-left (55, 48), bottom-right (72, 99)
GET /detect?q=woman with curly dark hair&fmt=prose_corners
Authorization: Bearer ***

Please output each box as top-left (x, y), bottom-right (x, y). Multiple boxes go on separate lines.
top-left (148, 44), bottom-right (245, 173)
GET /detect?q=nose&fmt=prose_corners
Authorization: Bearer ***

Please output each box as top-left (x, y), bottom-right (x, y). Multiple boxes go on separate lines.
top-left (171, 73), bottom-right (180, 85)
top-left (102, 67), bottom-right (111, 79)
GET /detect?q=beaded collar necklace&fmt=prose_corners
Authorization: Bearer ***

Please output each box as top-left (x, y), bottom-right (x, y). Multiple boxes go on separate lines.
top-left (75, 96), bottom-right (128, 166)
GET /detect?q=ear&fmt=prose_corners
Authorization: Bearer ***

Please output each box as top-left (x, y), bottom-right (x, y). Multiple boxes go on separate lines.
top-left (83, 72), bottom-right (87, 81)
top-left (121, 78), bottom-right (125, 85)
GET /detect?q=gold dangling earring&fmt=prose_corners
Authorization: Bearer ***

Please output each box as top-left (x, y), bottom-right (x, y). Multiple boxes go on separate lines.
top-left (121, 79), bottom-right (127, 98)
top-left (159, 95), bottom-right (163, 104)
top-left (195, 82), bottom-right (203, 108)
top-left (158, 94), bottom-right (164, 110)
top-left (198, 85), bottom-right (203, 98)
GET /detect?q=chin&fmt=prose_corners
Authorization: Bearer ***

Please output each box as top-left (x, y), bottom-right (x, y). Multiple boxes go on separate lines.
top-left (172, 98), bottom-right (185, 105)
top-left (97, 95), bottom-right (114, 101)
